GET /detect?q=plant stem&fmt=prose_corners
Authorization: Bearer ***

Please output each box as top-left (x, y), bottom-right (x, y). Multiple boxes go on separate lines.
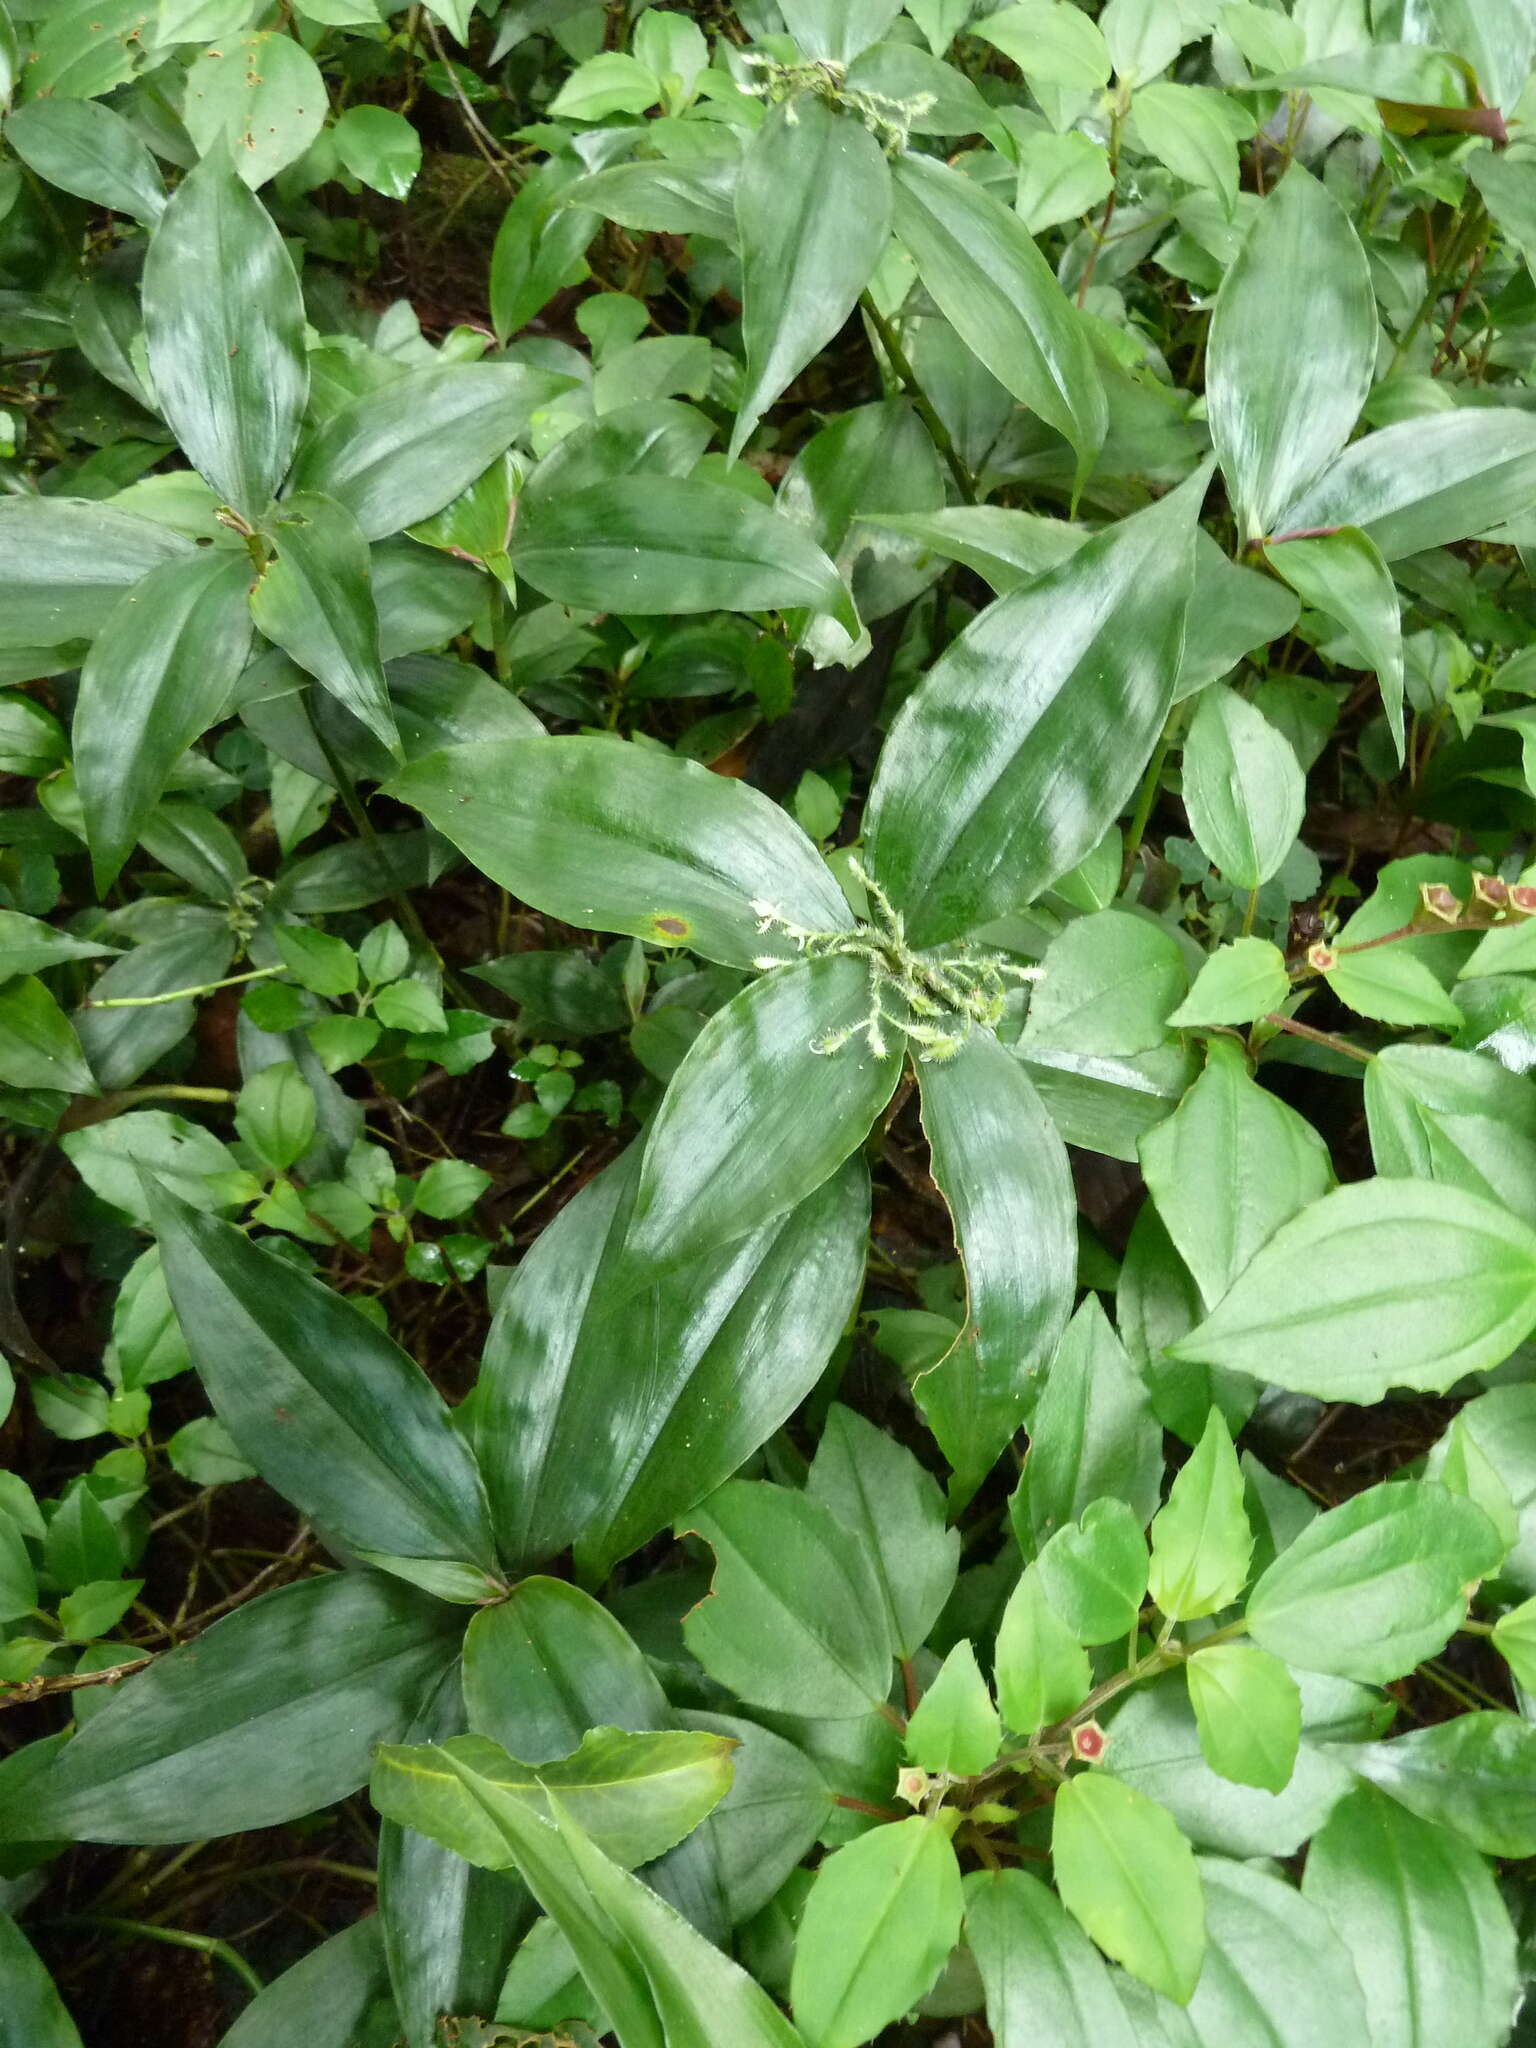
top-left (1120, 703), bottom-right (1187, 889)
top-left (1262, 1013), bottom-right (1373, 1063)
top-left (860, 293), bottom-right (978, 504)
top-left (82, 966), bottom-right (281, 1010)
top-left (47, 1918), bottom-right (264, 1999)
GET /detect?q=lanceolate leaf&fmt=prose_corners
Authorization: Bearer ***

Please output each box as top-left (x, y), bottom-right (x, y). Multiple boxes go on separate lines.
top-left (1168, 1177), bottom-right (1536, 1400)
top-left (74, 548), bottom-right (254, 889)
top-left (475, 1143), bottom-right (869, 1575)
top-left (731, 95), bottom-right (892, 461)
top-left (865, 475), bottom-right (1200, 946)
top-left (510, 476), bottom-right (853, 624)
top-left (4, 95), bottom-right (164, 223)
top-left (147, 1180), bottom-right (498, 1576)
top-left (627, 956), bottom-right (904, 1268)
top-left (250, 492), bottom-right (400, 755)
top-left (390, 734), bottom-right (853, 971)
top-left (1267, 526), bottom-right (1405, 758)
top-left (1206, 165), bottom-right (1375, 540)
top-left (0, 1572), bottom-right (459, 1844)
top-left (141, 144), bottom-right (308, 516)
top-left (287, 362), bottom-right (571, 541)
top-left (0, 1913), bottom-right (84, 2048)
top-left (218, 1919), bottom-right (395, 2048)
top-left (890, 149), bottom-right (1106, 490)
top-left (917, 1031), bottom-right (1076, 1471)
top-left (0, 497), bottom-right (191, 649)
top-left (964, 1869), bottom-right (1139, 2048)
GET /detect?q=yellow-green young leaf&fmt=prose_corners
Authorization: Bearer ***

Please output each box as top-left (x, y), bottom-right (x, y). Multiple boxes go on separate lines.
top-left (994, 1566), bottom-right (1091, 1735)
top-left (370, 1727), bottom-right (735, 1872)
top-left (1168, 937), bottom-right (1289, 1027)
top-left (730, 96), bottom-right (891, 462)
top-left (905, 1641), bottom-right (1000, 1778)
top-left (1051, 1773), bottom-right (1205, 2005)
top-left (1147, 1411), bottom-right (1252, 1621)
top-left (963, 1869), bottom-right (1136, 2047)
top-left (1181, 684), bottom-right (1304, 892)
top-left (1168, 1178), bottom-right (1536, 1401)
top-left (890, 150), bottom-right (1105, 494)
top-left (1493, 1595), bottom-right (1536, 1690)
top-left (972, 2), bottom-right (1112, 91)
top-left (1185, 1643), bottom-right (1301, 1793)
top-left (142, 145), bottom-right (308, 517)
top-left (790, 1817), bottom-right (963, 2048)
top-left (1246, 1479), bottom-right (1505, 1684)
top-left (1036, 1498), bottom-right (1149, 1646)
top-left (250, 492), bottom-right (399, 757)
top-left (1206, 165), bottom-right (1374, 540)
top-left (1364, 1043), bottom-right (1536, 1215)
top-left (1267, 526), bottom-right (1405, 760)
top-left (1321, 944), bottom-right (1464, 1030)
top-left (0, 975), bottom-right (97, 1097)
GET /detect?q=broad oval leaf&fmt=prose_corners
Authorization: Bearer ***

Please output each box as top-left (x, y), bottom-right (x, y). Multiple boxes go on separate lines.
top-left (1365, 1042), bottom-right (1536, 1212)
top-left (1276, 408), bottom-right (1536, 559)
top-left (0, 1571), bottom-right (459, 1844)
top-left (890, 149), bottom-right (1106, 490)
top-left (142, 144), bottom-right (308, 516)
top-left (1052, 1772), bottom-right (1206, 2005)
top-left (865, 475), bottom-right (1199, 947)
top-left (790, 1817), bottom-right (963, 2048)
top-left (779, 0), bottom-right (903, 60)
top-left (1184, 1644), bottom-right (1301, 1795)
top-left (287, 362), bottom-right (571, 541)
top-left (964, 1868), bottom-right (1139, 2048)
top-left (510, 475), bottom-right (852, 622)
top-left (74, 548), bottom-right (254, 890)
top-left (1302, 1784), bottom-right (1519, 2048)
top-left (0, 497), bottom-right (191, 649)
top-left (731, 95), bottom-right (892, 461)
top-left (181, 30), bottom-right (325, 188)
top-left (627, 956), bottom-right (904, 1268)
top-left (477, 1142), bottom-right (869, 1576)
top-left (1245, 1478), bottom-right (1505, 1683)
top-left (148, 1178), bottom-right (498, 1576)
top-left (1206, 166), bottom-right (1375, 540)
top-left (1168, 1177), bottom-right (1536, 1400)
top-left (1180, 684), bottom-right (1305, 892)
top-left (390, 734), bottom-right (852, 971)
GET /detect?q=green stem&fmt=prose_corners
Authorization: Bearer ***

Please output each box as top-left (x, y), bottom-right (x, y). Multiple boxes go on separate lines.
top-left (48, 1917), bottom-right (263, 2000)
top-left (1241, 887), bottom-right (1259, 937)
top-left (1120, 703), bottom-right (1187, 889)
top-left (83, 966), bottom-right (281, 1011)
top-left (860, 293), bottom-right (978, 504)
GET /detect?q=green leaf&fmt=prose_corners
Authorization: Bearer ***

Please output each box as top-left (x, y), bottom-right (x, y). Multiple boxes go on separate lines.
top-left (1119, 1197), bottom-right (1253, 1447)
top-left (1267, 527), bottom-right (1405, 759)
top-left (251, 492), bottom-right (398, 755)
top-left (889, 149), bottom-right (1106, 492)
top-left (142, 144), bottom-right (307, 516)
top-left (1365, 1042), bottom-right (1536, 1211)
top-left (464, 1581), bottom-right (672, 1765)
top-left (972, 2), bottom-right (1111, 91)
top-left (477, 1146), bottom-right (868, 1575)
top-left (1277, 409), bottom-right (1536, 559)
top-left (1147, 1410), bottom-right (1252, 1621)
top-left (1012, 1295), bottom-right (1163, 1554)
top-left (235, 1060), bottom-right (316, 1173)
top-left (1180, 684), bottom-right (1304, 892)
top-left (372, 1726), bottom-right (736, 1871)
top-left (806, 1403), bottom-right (958, 1661)
top-left (0, 1571), bottom-right (459, 1843)
top-left (218, 1919), bottom-right (394, 2048)
top-left (1052, 1772), bottom-right (1205, 2005)
top-left (1132, 82), bottom-right (1245, 214)
top-left (182, 31), bottom-right (325, 187)
top-left (627, 958), bottom-right (903, 1268)
top-left (0, 497), bottom-right (191, 649)
top-left (1177, 529), bottom-right (1302, 700)
top-left (1020, 911), bottom-right (1189, 1058)
top-left (917, 1031), bottom-right (1076, 1466)
top-left (0, 975), bottom-right (96, 1095)
top-left (1171, 1857), bottom-right (1372, 2048)
top-left (1337, 1712), bottom-right (1536, 1858)
top-left (273, 923), bottom-right (358, 997)
top-left (1167, 938), bottom-right (1289, 1027)
top-left (1433, 1391), bottom-right (1536, 1601)
top-left (1185, 1644), bottom-right (1300, 1794)
top-left (4, 96), bottom-right (164, 223)
top-left (681, 1480), bottom-right (895, 1719)
top-left (1168, 1178), bottom-right (1536, 1400)
top-left (333, 103), bottom-right (420, 199)
top-left (1494, 1594), bottom-right (1536, 1687)
top-left (57, 1576), bottom-right (142, 1640)
top-left (1206, 166), bottom-right (1374, 540)
top-left (866, 478), bottom-right (1199, 947)
top-left (791, 1817), bottom-right (962, 2048)
top-left (730, 96), bottom-right (891, 461)
top-left (147, 1179), bottom-right (497, 1575)
top-left (1037, 1498), bottom-right (1149, 1645)
top-left (778, 0), bottom-right (903, 60)
top-left (1302, 1784), bottom-right (1518, 2048)
top-left (1320, 944), bottom-right (1464, 1030)
top-left (489, 157), bottom-right (598, 344)
top-left (547, 50), bottom-right (658, 119)
top-left (1140, 1039), bottom-right (1333, 1310)
top-left (0, 1511), bottom-right (37, 1623)
top-left (1245, 1479), bottom-right (1504, 1683)
top-left (904, 1641), bottom-right (999, 1777)
top-left (563, 157), bottom-right (738, 241)
top-left (74, 549), bottom-right (254, 889)
top-left (511, 476), bottom-right (852, 623)
top-left (289, 363), bottom-right (567, 542)
top-left (963, 1868), bottom-right (1137, 2048)
top-left (994, 1565), bottom-right (1091, 1734)
top-left (391, 734), bottom-right (852, 971)
top-left (0, 1913), bottom-right (84, 2048)
top-left (62, 1109), bottom-right (243, 1223)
